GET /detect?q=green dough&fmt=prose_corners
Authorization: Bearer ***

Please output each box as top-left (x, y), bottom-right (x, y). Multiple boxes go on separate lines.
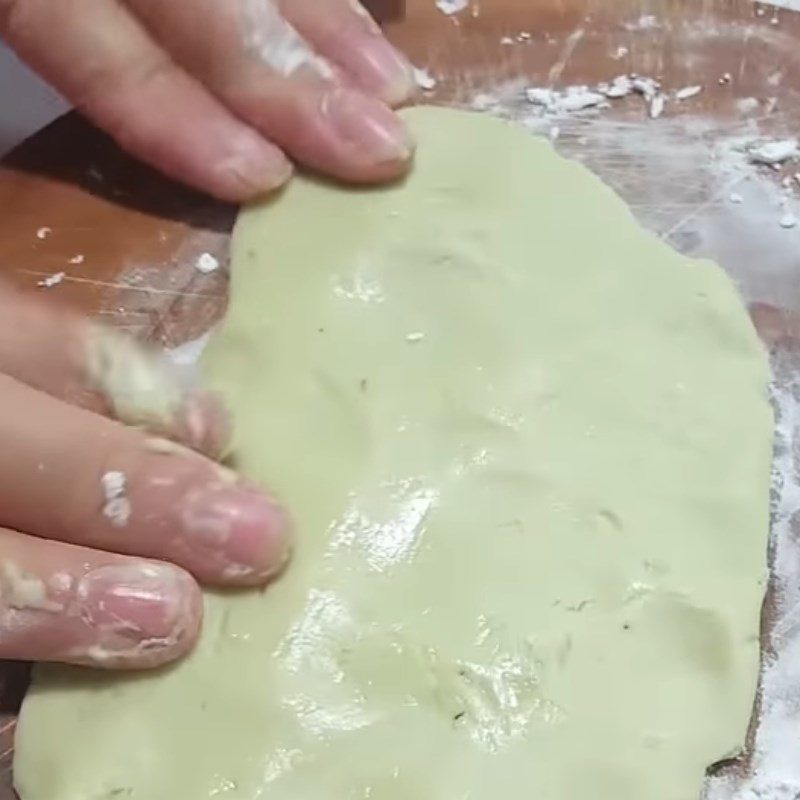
top-left (14, 107), bottom-right (772, 800)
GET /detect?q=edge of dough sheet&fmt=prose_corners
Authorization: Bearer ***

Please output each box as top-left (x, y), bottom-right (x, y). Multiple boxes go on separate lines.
top-left (13, 106), bottom-right (773, 800)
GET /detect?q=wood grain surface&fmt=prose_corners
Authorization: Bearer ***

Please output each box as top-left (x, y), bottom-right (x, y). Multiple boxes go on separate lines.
top-left (0, 0), bottom-right (798, 796)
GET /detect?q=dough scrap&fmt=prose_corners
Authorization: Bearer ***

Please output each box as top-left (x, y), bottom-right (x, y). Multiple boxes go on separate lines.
top-left (14, 107), bottom-right (772, 800)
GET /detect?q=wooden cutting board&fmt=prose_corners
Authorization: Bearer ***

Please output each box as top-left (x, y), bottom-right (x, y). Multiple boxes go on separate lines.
top-left (0, 0), bottom-right (799, 795)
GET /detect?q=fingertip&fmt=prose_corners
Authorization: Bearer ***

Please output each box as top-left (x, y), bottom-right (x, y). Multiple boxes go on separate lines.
top-left (379, 71), bottom-right (418, 108)
top-left (173, 565), bottom-right (204, 659)
top-left (77, 52), bottom-right (293, 203)
top-left (318, 87), bottom-right (416, 181)
top-left (359, 45), bottom-right (417, 107)
top-left (70, 561), bottom-right (203, 669)
top-left (363, 138), bottom-right (416, 183)
top-left (180, 481), bottom-right (293, 588)
top-left (212, 132), bottom-right (294, 201)
top-left (140, 563), bottom-right (203, 668)
top-left (223, 489), bottom-right (293, 587)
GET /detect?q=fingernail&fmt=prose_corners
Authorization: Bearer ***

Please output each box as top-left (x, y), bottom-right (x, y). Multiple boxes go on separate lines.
top-left (323, 89), bottom-right (414, 166)
top-left (347, 0), bottom-right (415, 104)
top-left (78, 563), bottom-right (194, 642)
top-left (220, 132), bottom-right (293, 197)
top-left (358, 40), bottom-right (416, 105)
top-left (363, 46), bottom-right (417, 106)
top-left (83, 323), bottom-right (183, 432)
top-left (181, 483), bottom-right (290, 582)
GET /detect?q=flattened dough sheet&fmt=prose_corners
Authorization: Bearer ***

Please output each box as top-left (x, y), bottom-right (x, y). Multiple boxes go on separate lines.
top-left (15, 107), bottom-right (772, 800)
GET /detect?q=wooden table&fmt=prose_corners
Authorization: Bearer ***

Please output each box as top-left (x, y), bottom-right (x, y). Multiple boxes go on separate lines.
top-left (0, 0), bottom-right (798, 795)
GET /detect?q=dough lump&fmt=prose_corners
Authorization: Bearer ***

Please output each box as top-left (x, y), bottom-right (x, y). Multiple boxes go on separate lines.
top-left (14, 107), bottom-right (772, 800)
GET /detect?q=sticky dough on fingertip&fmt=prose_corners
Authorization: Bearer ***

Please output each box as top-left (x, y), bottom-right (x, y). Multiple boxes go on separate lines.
top-left (0, 562), bottom-right (63, 613)
top-left (83, 324), bottom-right (185, 432)
top-left (84, 326), bottom-right (225, 455)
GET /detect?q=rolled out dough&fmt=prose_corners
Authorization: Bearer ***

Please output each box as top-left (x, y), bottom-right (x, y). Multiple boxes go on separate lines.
top-left (15, 107), bottom-right (772, 800)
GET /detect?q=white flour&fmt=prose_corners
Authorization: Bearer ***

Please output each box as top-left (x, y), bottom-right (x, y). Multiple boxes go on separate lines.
top-left (435, 0), bottom-right (469, 15)
top-left (240, 0), bottom-right (332, 78)
top-left (167, 331), bottom-right (212, 366)
top-left (705, 369), bottom-right (800, 798)
top-left (100, 469), bottom-right (131, 529)
top-left (749, 139), bottom-right (800, 165)
top-left (195, 252), bottom-right (220, 274)
top-left (36, 271), bottom-right (64, 289)
top-left (459, 78), bottom-right (800, 302)
top-left (762, 0), bottom-right (800, 11)
top-left (414, 66), bottom-right (438, 91)
top-left (676, 85), bottom-right (704, 101)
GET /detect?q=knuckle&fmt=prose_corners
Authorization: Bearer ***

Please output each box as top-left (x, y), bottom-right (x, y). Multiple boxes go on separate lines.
top-left (73, 54), bottom-right (176, 125)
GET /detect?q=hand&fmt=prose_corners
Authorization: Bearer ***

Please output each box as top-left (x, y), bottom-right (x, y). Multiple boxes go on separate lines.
top-left (0, 284), bottom-right (289, 669)
top-left (0, 0), bottom-right (417, 200)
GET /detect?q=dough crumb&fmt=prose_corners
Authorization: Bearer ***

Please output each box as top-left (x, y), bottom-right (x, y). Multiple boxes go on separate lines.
top-left (675, 85), bottom-right (703, 101)
top-left (196, 253), bottom-right (220, 274)
top-left (37, 271), bottom-right (65, 289)
top-left (101, 470), bottom-right (131, 528)
top-left (748, 139), bottom-right (799, 165)
top-left (435, 0), bottom-right (468, 14)
top-left (414, 67), bottom-right (437, 91)
top-left (649, 93), bottom-right (666, 119)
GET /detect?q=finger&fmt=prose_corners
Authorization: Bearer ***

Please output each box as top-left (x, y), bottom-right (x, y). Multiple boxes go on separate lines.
top-left (227, 79), bottom-right (415, 183)
top-left (126, 0), bottom-right (414, 183)
top-left (0, 530), bottom-right (201, 668)
top-left (280, 0), bottom-right (416, 105)
top-left (0, 283), bottom-right (229, 459)
top-left (0, 0), bottom-right (292, 201)
top-left (0, 374), bottom-right (290, 586)
top-left (82, 323), bottom-right (232, 459)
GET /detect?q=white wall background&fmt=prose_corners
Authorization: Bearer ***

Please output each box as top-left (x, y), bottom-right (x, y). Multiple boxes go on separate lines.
top-left (0, 43), bottom-right (68, 156)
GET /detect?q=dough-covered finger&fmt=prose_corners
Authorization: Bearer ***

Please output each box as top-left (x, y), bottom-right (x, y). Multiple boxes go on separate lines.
top-left (0, 0), bottom-right (291, 201)
top-left (279, 0), bottom-right (416, 105)
top-left (0, 284), bottom-right (228, 459)
top-left (0, 529), bottom-right (201, 668)
top-left (126, 0), bottom-right (414, 183)
top-left (0, 374), bottom-right (290, 586)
